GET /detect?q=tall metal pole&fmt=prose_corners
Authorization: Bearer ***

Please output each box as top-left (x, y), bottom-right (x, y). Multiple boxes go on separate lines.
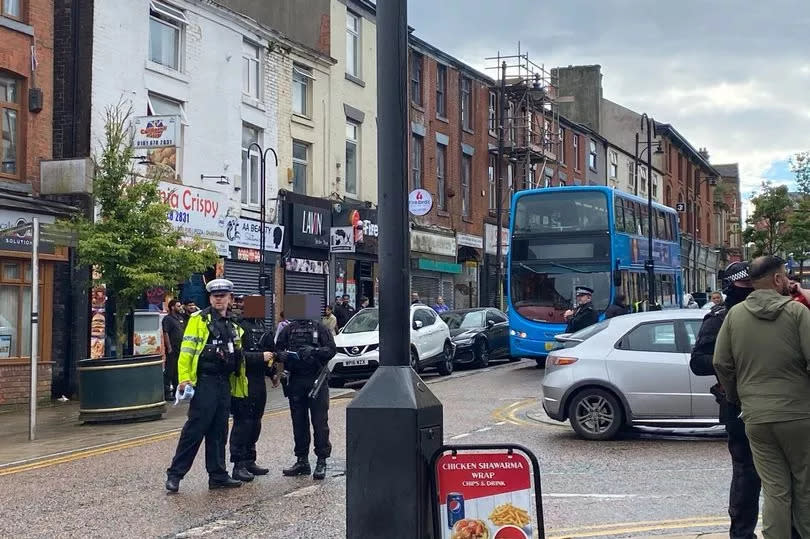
top-left (248, 144), bottom-right (277, 297)
top-left (495, 61), bottom-right (506, 309)
top-left (29, 218), bottom-right (40, 441)
top-left (633, 132), bottom-right (639, 197)
top-left (644, 117), bottom-right (655, 309)
top-left (693, 199), bottom-right (698, 292)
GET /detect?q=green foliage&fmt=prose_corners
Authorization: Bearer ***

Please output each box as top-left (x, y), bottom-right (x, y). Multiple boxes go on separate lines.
top-left (67, 102), bottom-right (218, 357)
top-left (791, 152), bottom-right (810, 196)
top-left (742, 182), bottom-right (792, 257)
top-left (785, 152), bottom-right (810, 271)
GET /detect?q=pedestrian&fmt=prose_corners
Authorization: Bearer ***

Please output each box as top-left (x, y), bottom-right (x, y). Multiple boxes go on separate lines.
top-left (709, 291), bottom-right (724, 307)
top-left (275, 294), bottom-right (337, 481)
top-left (162, 299), bottom-right (186, 401)
top-left (683, 293), bottom-right (699, 308)
top-left (411, 292), bottom-right (421, 305)
top-left (789, 274), bottom-right (810, 308)
top-left (322, 305), bottom-right (338, 336)
top-left (275, 311), bottom-right (290, 342)
top-left (604, 293), bottom-right (629, 319)
top-left (690, 261), bottom-right (764, 539)
top-left (359, 296), bottom-right (370, 309)
top-left (335, 294), bottom-right (356, 329)
top-left (433, 296), bottom-right (449, 313)
top-left (182, 299), bottom-right (198, 322)
top-left (564, 286), bottom-right (598, 333)
top-left (228, 295), bottom-right (277, 483)
top-left (714, 256), bottom-right (810, 538)
top-left (165, 279), bottom-right (248, 493)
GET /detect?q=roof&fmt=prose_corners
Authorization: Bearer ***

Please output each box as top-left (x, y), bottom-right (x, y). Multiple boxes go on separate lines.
top-left (654, 122), bottom-right (720, 177)
top-left (408, 33), bottom-right (494, 85)
top-left (0, 191), bottom-right (79, 217)
top-left (714, 164), bottom-right (739, 178)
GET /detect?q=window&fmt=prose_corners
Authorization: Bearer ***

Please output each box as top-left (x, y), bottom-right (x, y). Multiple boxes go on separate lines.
top-left (487, 310), bottom-right (507, 324)
top-left (508, 103), bottom-right (516, 143)
top-left (461, 77), bottom-right (472, 131)
top-left (573, 134), bottom-right (580, 170)
top-left (544, 167), bottom-right (553, 188)
top-left (410, 53), bottom-right (422, 106)
top-left (652, 174), bottom-right (659, 198)
top-left (411, 134), bottom-right (423, 190)
top-left (640, 166), bottom-right (648, 193)
top-left (292, 65), bottom-right (311, 117)
top-left (684, 320), bottom-right (702, 348)
top-left (620, 322), bottom-right (677, 353)
top-left (559, 127), bottom-right (566, 165)
top-left (241, 124), bottom-right (261, 205)
top-left (437, 143), bottom-right (447, 210)
top-left (488, 92), bottom-right (497, 133)
top-left (436, 65), bottom-right (447, 118)
top-left (0, 74), bottom-right (20, 178)
top-left (149, 1), bottom-right (187, 71)
top-left (2, 0), bottom-right (21, 19)
top-left (292, 140), bottom-right (309, 194)
top-left (346, 122), bottom-right (359, 195)
top-left (665, 185), bottom-right (672, 207)
top-left (0, 262), bottom-right (44, 360)
top-left (488, 155), bottom-right (496, 211)
top-left (242, 40), bottom-right (260, 98)
top-left (628, 162), bottom-right (635, 187)
top-left (414, 308), bottom-right (436, 327)
top-left (543, 120), bottom-right (552, 151)
top-left (609, 150), bottom-right (618, 180)
top-left (461, 154), bottom-right (471, 217)
top-left (588, 139), bottom-right (597, 170)
top-left (346, 12), bottom-right (360, 78)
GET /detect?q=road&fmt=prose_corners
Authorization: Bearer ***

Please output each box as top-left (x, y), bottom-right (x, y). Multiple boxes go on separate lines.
top-left (0, 360), bottom-right (734, 538)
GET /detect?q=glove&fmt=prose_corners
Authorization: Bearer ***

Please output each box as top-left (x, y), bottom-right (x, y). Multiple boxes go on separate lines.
top-left (299, 345), bottom-right (316, 362)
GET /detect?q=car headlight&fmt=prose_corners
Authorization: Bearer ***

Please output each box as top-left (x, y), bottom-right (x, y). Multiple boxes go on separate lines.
top-left (455, 338), bottom-right (473, 345)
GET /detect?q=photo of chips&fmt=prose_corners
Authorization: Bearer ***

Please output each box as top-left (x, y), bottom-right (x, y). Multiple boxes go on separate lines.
top-left (489, 503), bottom-right (530, 527)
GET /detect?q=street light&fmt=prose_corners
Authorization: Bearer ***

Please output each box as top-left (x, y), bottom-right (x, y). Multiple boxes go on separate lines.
top-left (636, 114), bottom-right (663, 310)
top-left (246, 143), bottom-right (278, 296)
top-left (691, 172), bottom-right (718, 293)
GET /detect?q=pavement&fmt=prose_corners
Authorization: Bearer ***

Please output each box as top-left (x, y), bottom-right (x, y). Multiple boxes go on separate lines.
top-left (0, 361), bottom-right (749, 538)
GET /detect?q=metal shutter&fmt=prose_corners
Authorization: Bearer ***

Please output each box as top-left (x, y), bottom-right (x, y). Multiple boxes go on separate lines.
top-left (411, 274), bottom-right (440, 307)
top-left (442, 279), bottom-right (455, 309)
top-left (225, 260), bottom-right (275, 328)
top-left (285, 271), bottom-right (327, 315)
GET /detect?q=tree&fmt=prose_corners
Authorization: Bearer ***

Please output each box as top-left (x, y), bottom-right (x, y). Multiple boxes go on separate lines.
top-left (785, 152), bottom-right (810, 272)
top-left (69, 103), bottom-right (218, 357)
top-left (791, 152), bottom-right (810, 196)
top-left (742, 182), bottom-right (792, 257)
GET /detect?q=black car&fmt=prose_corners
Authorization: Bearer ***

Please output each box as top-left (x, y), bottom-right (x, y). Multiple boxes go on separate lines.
top-left (439, 308), bottom-right (513, 368)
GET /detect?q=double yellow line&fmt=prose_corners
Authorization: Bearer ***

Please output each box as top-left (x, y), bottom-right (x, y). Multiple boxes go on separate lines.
top-left (492, 398), bottom-right (540, 426)
top-left (548, 515), bottom-right (732, 538)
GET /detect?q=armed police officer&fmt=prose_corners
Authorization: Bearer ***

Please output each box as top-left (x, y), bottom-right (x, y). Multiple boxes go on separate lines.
top-left (229, 294), bottom-right (277, 483)
top-left (564, 286), bottom-right (598, 333)
top-left (165, 279), bottom-right (248, 493)
top-left (275, 294), bottom-right (336, 480)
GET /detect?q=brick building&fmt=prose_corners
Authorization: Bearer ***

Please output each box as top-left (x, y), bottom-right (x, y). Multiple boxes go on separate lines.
top-left (713, 163), bottom-right (744, 265)
top-left (407, 34), bottom-right (495, 309)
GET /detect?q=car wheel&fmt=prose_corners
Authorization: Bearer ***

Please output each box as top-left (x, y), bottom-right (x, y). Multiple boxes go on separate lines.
top-left (535, 357), bottom-right (546, 368)
top-left (438, 342), bottom-right (454, 376)
top-left (473, 339), bottom-right (489, 368)
top-left (567, 388), bottom-right (624, 441)
top-left (410, 348), bottom-right (421, 373)
top-left (328, 378), bottom-right (345, 389)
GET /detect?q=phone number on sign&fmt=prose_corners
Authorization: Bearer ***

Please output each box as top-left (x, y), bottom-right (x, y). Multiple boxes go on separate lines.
top-left (168, 210), bottom-right (190, 223)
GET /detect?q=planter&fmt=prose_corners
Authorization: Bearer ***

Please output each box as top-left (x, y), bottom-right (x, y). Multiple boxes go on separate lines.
top-left (78, 354), bottom-right (167, 423)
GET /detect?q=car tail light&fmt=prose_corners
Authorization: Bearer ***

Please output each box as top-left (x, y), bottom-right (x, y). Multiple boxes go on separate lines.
top-left (551, 356), bottom-right (578, 366)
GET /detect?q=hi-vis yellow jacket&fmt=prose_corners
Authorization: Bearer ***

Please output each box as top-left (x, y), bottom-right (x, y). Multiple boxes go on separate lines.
top-left (177, 309), bottom-right (248, 398)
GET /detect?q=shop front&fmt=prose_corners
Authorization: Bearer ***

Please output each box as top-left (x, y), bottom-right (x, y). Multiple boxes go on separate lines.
top-left (410, 229), bottom-right (460, 309)
top-left (455, 233), bottom-right (483, 309)
top-left (282, 194), bottom-right (332, 316)
top-left (482, 223), bottom-right (509, 310)
top-left (330, 206), bottom-right (379, 309)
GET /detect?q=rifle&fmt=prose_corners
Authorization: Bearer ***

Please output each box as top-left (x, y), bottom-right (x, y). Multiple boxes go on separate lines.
top-left (308, 363), bottom-right (330, 400)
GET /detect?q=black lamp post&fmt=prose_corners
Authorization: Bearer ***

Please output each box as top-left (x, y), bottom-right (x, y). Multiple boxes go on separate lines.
top-left (246, 143), bottom-right (278, 295)
top-left (691, 172), bottom-right (718, 293)
top-left (636, 114), bottom-right (664, 310)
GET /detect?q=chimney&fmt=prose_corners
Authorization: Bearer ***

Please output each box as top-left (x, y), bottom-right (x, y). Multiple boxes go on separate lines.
top-left (699, 147), bottom-right (710, 161)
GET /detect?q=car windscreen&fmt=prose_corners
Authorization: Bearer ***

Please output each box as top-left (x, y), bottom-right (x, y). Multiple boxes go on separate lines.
top-left (341, 308), bottom-right (379, 333)
top-left (440, 311), bottom-right (484, 329)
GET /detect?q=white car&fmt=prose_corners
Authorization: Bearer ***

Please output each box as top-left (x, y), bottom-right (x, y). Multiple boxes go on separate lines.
top-left (328, 305), bottom-right (455, 387)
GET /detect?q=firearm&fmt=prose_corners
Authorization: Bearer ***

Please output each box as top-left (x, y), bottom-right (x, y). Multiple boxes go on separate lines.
top-left (308, 363), bottom-right (330, 400)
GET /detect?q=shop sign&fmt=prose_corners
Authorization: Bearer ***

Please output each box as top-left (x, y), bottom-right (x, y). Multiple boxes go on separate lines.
top-left (0, 210), bottom-right (56, 254)
top-left (293, 204), bottom-right (331, 249)
top-left (225, 217), bottom-right (284, 253)
top-left (347, 209), bottom-right (379, 244)
top-left (158, 182), bottom-right (228, 247)
top-left (411, 230), bottom-right (456, 257)
top-left (457, 233), bottom-right (484, 249)
top-left (485, 224), bottom-right (510, 256)
top-left (236, 248), bottom-right (261, 262)
top-left (417, 258), bottom-right (462, 274)
top-left (408, 189), bottom-right (433, 216)
top-left (436, 451), bottom-right (536, 539)
top-left (285, 257), bottom-right (330, 274)
top-left (133, 115), bottom-right (179, 149)
top-left (330, 226), bottom-right (356, 253)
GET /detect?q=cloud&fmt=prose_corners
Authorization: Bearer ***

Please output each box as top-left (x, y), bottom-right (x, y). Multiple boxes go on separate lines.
top-left (407, 0), bottom-right (810, 199)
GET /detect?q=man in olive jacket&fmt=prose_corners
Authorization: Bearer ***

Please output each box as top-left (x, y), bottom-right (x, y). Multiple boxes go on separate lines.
top-left (713, 256), bottom-right (810, 538)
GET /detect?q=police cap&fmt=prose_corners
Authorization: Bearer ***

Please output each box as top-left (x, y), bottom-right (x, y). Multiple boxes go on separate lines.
top-left (722, 261), bottom-right (750, 284)
top-left (206, 279), bottom-right (234, 295)
top-left (575, 286), bottom-right (594, 296)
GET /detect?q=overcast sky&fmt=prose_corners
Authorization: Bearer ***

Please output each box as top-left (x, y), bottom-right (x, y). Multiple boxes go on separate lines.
top-left (407, 0), bottom-right (810, 207)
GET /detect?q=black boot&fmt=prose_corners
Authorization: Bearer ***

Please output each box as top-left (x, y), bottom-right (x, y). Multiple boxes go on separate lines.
top-left (232, 463), bottom-right (254, 482)
top-left (165, 476), bottom-right (180, 492)
top-left (313, 458), bottom-right (327, 480)
top-left (282, 456), bottom-right (311, 476)
top-left (246, 461), bottom-right (269, 476)
top-left (209, 476), bottom-right (243, 490)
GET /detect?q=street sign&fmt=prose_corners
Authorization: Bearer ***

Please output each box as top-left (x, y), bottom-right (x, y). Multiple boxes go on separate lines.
top-left (675, 203), bottom-right (686, 212)
top-left (408, 188), bottom-right (433, 216)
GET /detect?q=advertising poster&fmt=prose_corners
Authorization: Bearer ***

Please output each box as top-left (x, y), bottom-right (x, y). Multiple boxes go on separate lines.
top-left (330, 226), bottom-right (355, 253)
top-left (437, 451), bottom-right (537, 539)
top-left (0, 335), bottom-right (11, 358)
top-left (90, 268), bottom-right (107, 359)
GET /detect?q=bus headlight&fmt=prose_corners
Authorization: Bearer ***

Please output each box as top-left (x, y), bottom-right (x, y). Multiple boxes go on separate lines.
top-left (510, 329), bottom-right (528, 339)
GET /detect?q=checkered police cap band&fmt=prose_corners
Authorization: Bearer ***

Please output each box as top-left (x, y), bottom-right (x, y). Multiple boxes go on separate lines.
top-left (725, 268), bottom-right (749, 282)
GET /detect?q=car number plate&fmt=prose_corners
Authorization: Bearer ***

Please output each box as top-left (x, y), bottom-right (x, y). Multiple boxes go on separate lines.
top-left (344, 359), bottom-right (369, 367)
top-left (544, 342), bottom-right (555, 351)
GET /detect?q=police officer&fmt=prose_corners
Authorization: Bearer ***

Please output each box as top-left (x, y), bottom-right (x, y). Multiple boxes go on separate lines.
top-left (564, 286), bottom-right (598, 333)
top-left (275, 294), bottom-right (336, 480)
top-left (165, 279), bottom-right (248, 492)
top-left (229, 295), bottom-right (277, 482)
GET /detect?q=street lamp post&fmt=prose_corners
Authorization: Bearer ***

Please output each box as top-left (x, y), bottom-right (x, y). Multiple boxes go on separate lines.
top-left (246, 143), bottom-right (278, 296)
top-left (691, 173), bottom-right (717, 293)
top-left (637, 114), bottom-right (662, 310)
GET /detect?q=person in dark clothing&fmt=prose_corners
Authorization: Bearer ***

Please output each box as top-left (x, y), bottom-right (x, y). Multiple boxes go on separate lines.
top-left (275, 294), bottom-right (337, 480)
top-left (604, 293), bottom-right (629, 319)
top-left (228, 295), bottom-right (277, 482)
top-left (564, 286), bottom-right (599, 333)
top-left (162, 299), bottom-right (187, 401)
top-left (334, 296), bottom-right (351, 330)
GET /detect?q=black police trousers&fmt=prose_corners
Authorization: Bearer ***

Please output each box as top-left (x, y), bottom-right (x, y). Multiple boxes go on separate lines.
top-left (166, 374), bottom-right (231, 481)
top-left (288, 382), bottom-right (331, 459)
top-left (229, 377), bottom-right (267, 464)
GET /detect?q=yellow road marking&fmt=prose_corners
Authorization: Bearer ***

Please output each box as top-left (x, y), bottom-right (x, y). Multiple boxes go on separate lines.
top-left (492, 398), bottom-right (536, 425)
top-left (548, 518), bottom-right (730, 538)
top-left (549, 515), bottom-right (730, 535)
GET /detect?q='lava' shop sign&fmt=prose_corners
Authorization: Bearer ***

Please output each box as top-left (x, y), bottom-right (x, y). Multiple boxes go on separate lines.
top-left (158, 182), bottom-right (229, 254)
top-left (293, 204), bottom-right (331, 249)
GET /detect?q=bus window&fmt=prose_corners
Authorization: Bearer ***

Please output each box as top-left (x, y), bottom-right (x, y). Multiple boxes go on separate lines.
top-left (656, 210), bottom-right (667, 241)
top-left (639, 204), bottom-right (648, 237)
top-left (625, 201), bottom-right (637, 235)
top-left (614, 197), bottom-right (626, 233)
top-left (514, 191), bottom-right (609, 234)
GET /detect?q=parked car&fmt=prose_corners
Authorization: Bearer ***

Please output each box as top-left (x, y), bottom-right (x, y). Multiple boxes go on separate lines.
top-left (440, 308), bottom-right (514, 368)
top-left (542, 309), bottom-right (714, 440)
top-left (328, 304), bottom-right (454, 386)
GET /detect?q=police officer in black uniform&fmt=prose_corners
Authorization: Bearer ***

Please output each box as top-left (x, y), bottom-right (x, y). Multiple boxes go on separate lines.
top-left (229, 295), bottom-right (276, 482)
top-left (165, 279), bottom-right (246, 492)
top-left (564, 286), bottom-right (598, 333)
top-left (275, 294), bottom-right (336, 480)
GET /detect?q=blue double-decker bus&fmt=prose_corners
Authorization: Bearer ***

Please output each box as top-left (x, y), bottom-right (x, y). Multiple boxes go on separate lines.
top-left (507, 186), bottom-right (683, 364)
